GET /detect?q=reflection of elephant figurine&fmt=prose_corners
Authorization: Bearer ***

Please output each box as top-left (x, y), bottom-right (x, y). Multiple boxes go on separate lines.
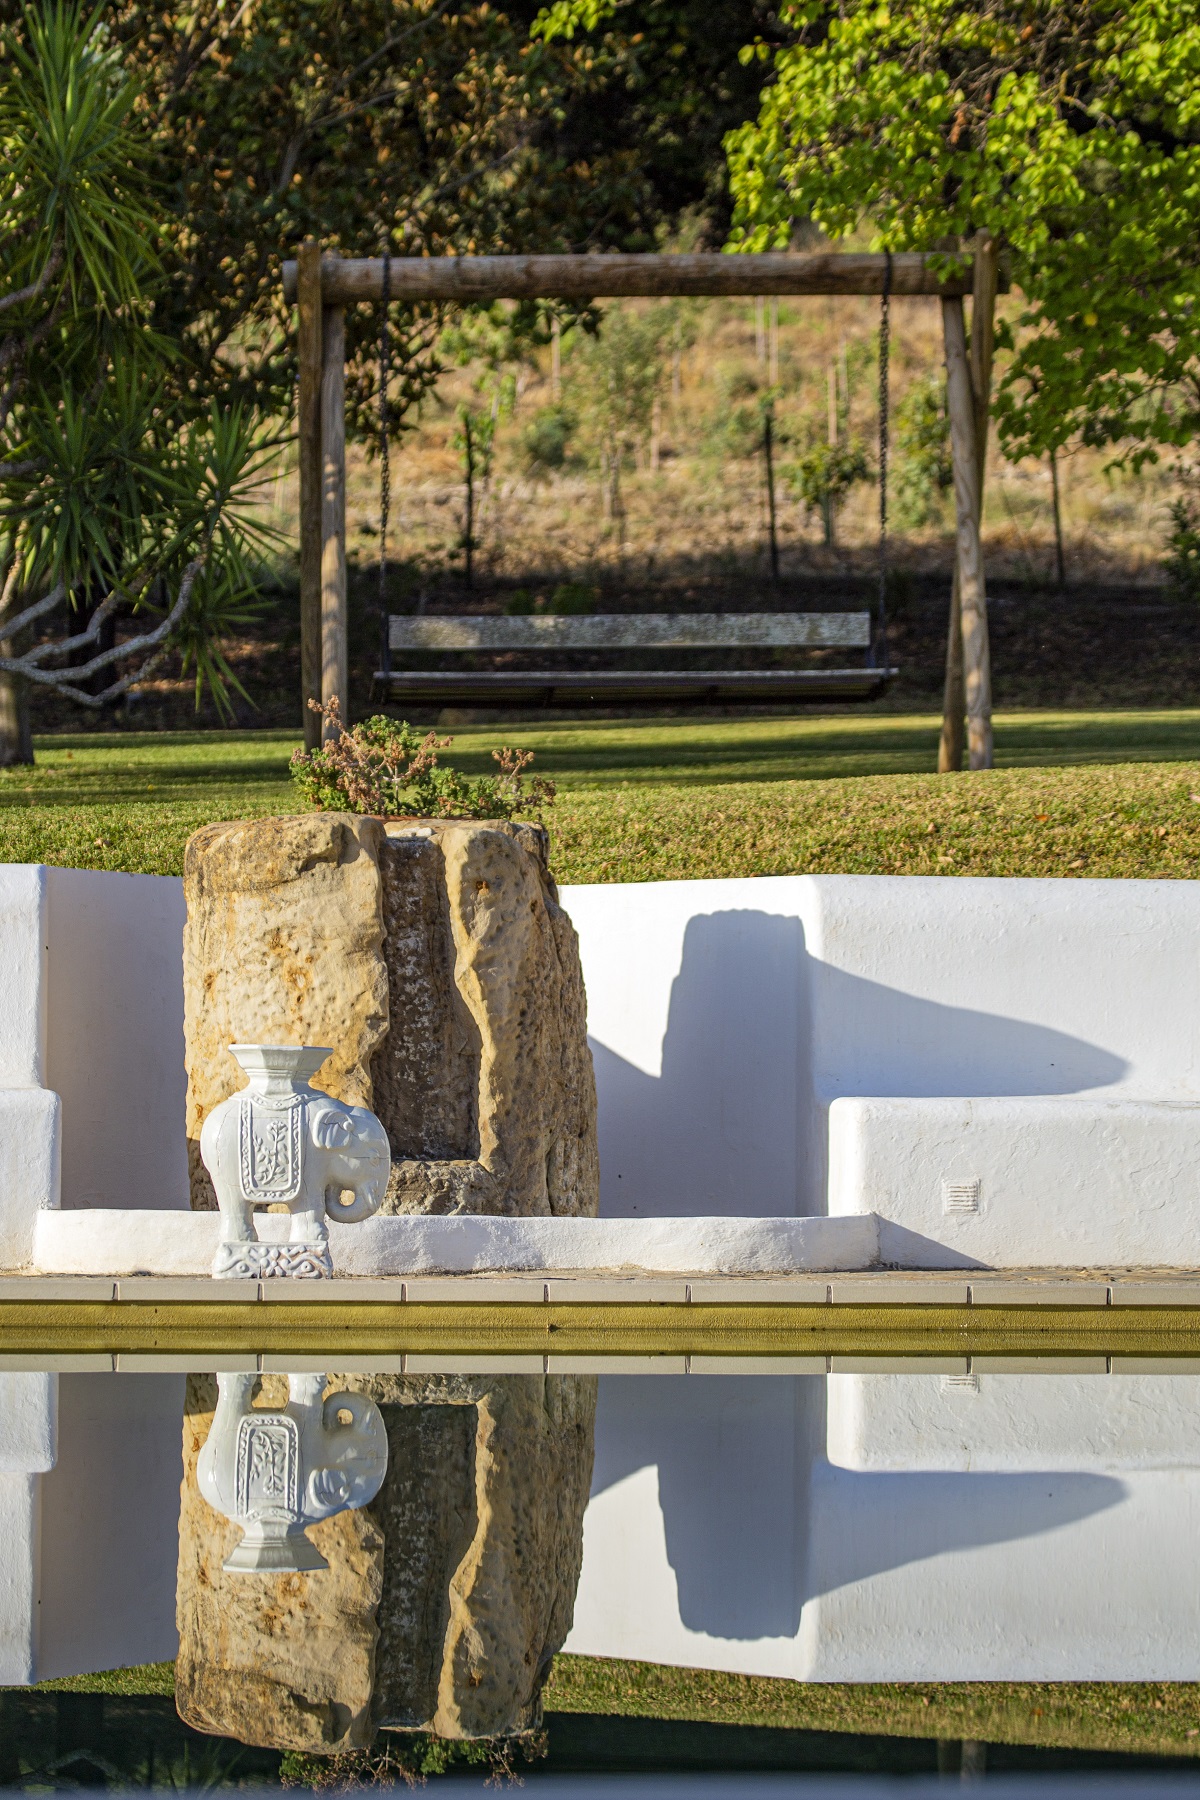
top-left (200, 1044), bottom-right (391, 1278)
top-left (197, 1371), bottom-right (389, 1572)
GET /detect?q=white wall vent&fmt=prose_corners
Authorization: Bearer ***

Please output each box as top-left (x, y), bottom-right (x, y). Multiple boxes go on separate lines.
top-left (942, 1177), bottom-right (981, 1215)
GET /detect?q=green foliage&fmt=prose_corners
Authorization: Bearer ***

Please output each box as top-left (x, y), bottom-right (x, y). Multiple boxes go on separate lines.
top-left (0, 0), bottom-right (158, 321)
top-left (548, 581), bottom-right (596, 615)
top-left (893, 376), bottom-right (953, 531)
top-left (523, 404), bottom-right (578, 475)
top-left (722, 0), bottom-right (1200, 468)
top-left (1165, 493), bottom-right (1200, 603)
top-left (567, 306), bottom-right (668, 529)
top-left (0, 3), bottom-right (277, 721)
top-left (290, 700), bottom-right (557, 822)
top-left (16, 0), bottom-right (775, 444)
top-left (788, 436), bottom-right (871, 533)
top-left (506, 581), bottom-right (597, 615)
top-left (708, 369), bottom-right (768, 460)
top-left (279, 1728), bottom-right (546, 1788)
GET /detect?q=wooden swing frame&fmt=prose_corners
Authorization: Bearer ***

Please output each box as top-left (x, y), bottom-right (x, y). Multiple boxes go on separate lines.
top-left (283, 243), bottom-right (998, 765)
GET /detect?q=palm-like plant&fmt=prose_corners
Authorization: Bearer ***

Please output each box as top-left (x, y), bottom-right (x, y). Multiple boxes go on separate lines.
top-left (0, 2), bottom-right (281, 759)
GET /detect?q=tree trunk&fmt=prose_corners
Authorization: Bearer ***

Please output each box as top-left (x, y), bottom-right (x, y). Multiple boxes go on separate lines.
top-left (1050, 449), bottom-right (1066, 586)
top-left (939, 236), bottom-right (996, 772)
top-left (298, 239), bottom-right (324, 750)
top-left (0, 665), bottom-right (32, 766)
top-left (942, 294), bottom-right (992, 770)
top-left (763, 406), bottom-right (779, 581)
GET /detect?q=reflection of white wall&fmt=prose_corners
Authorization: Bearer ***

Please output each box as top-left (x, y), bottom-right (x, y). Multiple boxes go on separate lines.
top-left (828, 1370), bottom-right (1200, 1473)
top-left (566, 1375), bottom-right (1200, 1681)
top-left (0, 1372), bottom-right (181, 1684)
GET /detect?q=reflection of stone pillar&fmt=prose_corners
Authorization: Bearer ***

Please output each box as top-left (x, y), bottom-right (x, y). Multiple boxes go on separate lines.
top-left (176, 1373), bottom-right (596, 1750)
top-left (363, 1374), bottom-right (597, 1740)
top-left (176, 1374), bottom-right (383, 1753)
top-left (178, 813), bottom-right (599, 1749)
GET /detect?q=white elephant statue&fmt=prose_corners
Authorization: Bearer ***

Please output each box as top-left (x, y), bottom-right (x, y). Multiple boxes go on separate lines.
top-left (200, 1044), bottom-right (391, 1278)
top-left (197, 1371), bottom-right (388, 1572)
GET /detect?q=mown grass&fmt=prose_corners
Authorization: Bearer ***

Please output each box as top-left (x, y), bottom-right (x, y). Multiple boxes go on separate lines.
top-left (4, 712), bottom-right (1200, 882)
top-left (31, 1657), bottom-right (1200, 1760)
top-left (544, 1658), bottom-right (1200, 1760)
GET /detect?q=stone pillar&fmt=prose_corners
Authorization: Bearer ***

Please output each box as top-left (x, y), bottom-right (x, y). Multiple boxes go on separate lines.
top-left (177, 813), bottom-right (599, 1749)
top-left (182, 815), bottom-right (598, 1219)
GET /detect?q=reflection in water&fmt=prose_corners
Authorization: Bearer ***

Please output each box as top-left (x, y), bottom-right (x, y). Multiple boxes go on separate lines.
top-left (196, 1373), bottom-right (388, 1573)
top-left (179, 1372), bottom-right (596, 1753)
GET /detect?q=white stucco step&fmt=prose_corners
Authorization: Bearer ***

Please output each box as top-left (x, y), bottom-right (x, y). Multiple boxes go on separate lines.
top-left (28, 1209), bottom-right (880, 1279)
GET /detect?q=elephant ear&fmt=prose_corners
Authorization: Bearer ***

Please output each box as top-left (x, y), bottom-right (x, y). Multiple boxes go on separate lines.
top-left (311, 1107), bottom-right (354, 1150)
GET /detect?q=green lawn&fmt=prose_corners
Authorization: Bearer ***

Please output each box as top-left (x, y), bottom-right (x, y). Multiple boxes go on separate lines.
top-left (4, 709), bottom-right (1200, 882)
top-left (32, 1657), bottom-right (1200, 1761)
top-left (545, 1657), bottom-right (1200, 1759)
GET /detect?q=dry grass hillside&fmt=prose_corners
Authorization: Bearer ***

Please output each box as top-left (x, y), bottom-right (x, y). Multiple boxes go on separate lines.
top-left (26, 289), bottom-right (1196, 734)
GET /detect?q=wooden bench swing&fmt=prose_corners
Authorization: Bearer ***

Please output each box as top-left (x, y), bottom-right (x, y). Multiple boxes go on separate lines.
top-left (284, 248), bottom-right (995, 749)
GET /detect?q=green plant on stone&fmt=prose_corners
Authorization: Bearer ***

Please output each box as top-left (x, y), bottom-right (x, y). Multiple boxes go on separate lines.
top-left (893, 376), bottom-right (953, 531)
top-left (290, 699), bottom-right (557, 822)
top-left (280, 1727), bottom-right (548, 1789)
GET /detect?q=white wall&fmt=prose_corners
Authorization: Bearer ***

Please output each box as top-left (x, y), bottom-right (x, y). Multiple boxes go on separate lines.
top-left (45, 868), bottom-right (189, 1212)
top-left (6, 864), bottom-right (1200, 1683)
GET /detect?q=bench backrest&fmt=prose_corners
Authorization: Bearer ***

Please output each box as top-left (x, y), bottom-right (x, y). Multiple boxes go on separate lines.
top-left (388, 611), bottom-right (872, 653)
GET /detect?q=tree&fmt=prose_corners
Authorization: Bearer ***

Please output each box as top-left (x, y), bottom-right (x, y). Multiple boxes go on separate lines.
top-left (566, 306), bottom-right (667, 541)
top-left (724, 0), bottom-right (1200, 466)
top-left (0, 4), bottom-right (276, 762)
top-left (0, 0), bottom-right (788, 446)
top-left (893, 376), bottom-right (954, 530)
top-left (719, 0), bottom-right (1200, 768)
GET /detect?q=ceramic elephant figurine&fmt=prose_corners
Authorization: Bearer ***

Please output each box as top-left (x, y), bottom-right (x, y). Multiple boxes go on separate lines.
top-left (200, 1044), bottom-right (391, 1278)
top-left (197, 1371), bottom-right (389, 1572)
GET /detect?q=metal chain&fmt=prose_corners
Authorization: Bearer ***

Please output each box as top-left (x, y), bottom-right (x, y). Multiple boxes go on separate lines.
top-left (876, 250), bottom-right (892, 672)
top-left (378, 241), bottom-right (391, 678)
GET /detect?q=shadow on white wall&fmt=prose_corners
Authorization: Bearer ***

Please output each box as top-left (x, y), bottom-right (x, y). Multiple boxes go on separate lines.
top-left (590, 909), bottom-right (1126, 1222)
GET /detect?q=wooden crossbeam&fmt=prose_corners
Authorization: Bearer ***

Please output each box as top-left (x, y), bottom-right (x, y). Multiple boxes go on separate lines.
top-left (282, 250), bottom-right (972, 306)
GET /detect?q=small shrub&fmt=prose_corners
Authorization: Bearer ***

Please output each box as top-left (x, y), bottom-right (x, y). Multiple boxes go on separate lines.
top-left (290, 699), bottom-right (556, 822)
top-left (548, 582), bottom-right (595, 615)
top-left (1165, 494), bottom-right (1200, 602)
top-left (708, 400), bottom-right (763, 461)
top-left (522, 403), bottom-right (577, 474)
top-left (893, 376), bottom-right (953, 530)
top-left (788, 435), bottom-right (872, 544)
top-left (503, 583), bottom-right (596, 617)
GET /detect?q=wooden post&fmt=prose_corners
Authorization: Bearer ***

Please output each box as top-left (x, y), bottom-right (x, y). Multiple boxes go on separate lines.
top-left (320, 304), bottom-right (347, 737)
top-left (938, 236), bottom-right (997, 773)
top-left (297, 241), bottom-right (323, 749)
top-left (942, 293), bottom-right (992, 770)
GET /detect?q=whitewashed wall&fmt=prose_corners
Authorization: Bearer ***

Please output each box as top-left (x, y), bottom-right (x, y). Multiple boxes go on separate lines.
top-left (3, 865), bottom-right (1200, 1682)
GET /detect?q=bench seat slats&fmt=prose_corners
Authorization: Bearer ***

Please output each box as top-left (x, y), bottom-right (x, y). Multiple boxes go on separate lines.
top-left (388, 611), bottom-right (872, 652)
top-left (376, 667), bottom-right (896, 704)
